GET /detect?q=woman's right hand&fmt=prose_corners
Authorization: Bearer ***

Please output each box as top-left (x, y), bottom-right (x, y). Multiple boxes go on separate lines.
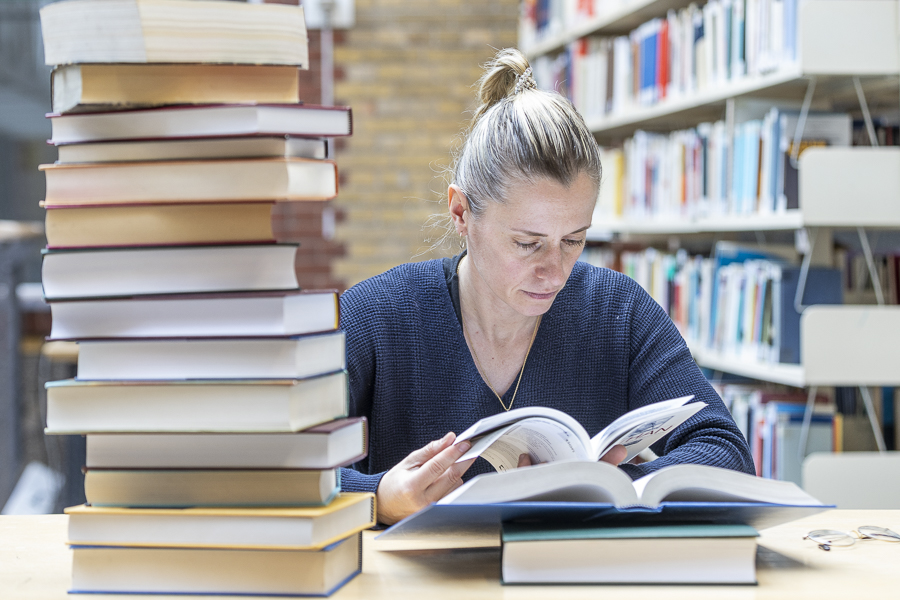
top-left (376, 432), bottom-right (475, 526)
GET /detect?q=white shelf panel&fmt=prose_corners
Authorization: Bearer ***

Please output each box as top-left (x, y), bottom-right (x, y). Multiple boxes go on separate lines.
top-left (801, 306), bottom-right (900, 386)
top-left (690, 346), bottom-right (807, 388)
top-left (800, 148), bottom-right (900, 228)
top-left (586, 68), bottom-right (805, 138)
top-left (523, 0), bottom-right (693, 58)
top-left (587, 210), bottom-right (804, 238)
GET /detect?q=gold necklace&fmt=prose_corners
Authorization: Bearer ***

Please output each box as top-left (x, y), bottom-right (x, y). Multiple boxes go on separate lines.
top-left (457, 256), bottom-right (542, 412)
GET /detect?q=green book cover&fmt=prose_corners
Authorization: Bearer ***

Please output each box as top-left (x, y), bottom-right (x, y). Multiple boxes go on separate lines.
top-left (502, 522), bottom-right (759, 543)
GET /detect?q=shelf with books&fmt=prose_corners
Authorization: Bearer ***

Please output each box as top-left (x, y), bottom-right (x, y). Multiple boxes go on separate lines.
top-left (587, 210), bottom-right (804, 239)
top-left (527, 0), bottom-right (899, 141)
top-left (689, 343), bottom-right (806, 387)
top-left (522, 0), bottom-right (694, 59)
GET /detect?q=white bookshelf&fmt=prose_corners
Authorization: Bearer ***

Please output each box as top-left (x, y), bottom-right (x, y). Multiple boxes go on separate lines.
top-left (575, 0), bottom-right (900, 138)
top-left (525, 1), bottom-right (900, 403)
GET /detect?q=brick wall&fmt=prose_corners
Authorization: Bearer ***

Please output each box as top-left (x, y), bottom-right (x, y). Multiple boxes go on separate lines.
top-left (331, 0), bottom-right (519, 287)
top-left (279, 28), bottom-right (347, 290)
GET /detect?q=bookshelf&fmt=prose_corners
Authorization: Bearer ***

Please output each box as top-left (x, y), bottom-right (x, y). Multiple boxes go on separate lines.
top-left (523, 0), bottom-right (900, 452)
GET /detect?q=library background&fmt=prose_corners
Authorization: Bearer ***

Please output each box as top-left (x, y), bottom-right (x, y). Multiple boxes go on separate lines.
top-left (1, 0), bottom-right (899, 518)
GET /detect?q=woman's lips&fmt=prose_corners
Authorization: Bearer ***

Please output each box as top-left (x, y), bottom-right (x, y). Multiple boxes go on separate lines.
top-left (524, 290), bottom-right (556, 300)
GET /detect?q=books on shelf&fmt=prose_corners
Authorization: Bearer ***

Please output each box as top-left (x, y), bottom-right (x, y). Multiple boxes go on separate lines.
top-left (582, 244), bottom-right (843, 367)
top-left (84, 468), bottom-right (341, 508)
top-left (75, 332), bottom-right (346, 380)
top-left (501, 523), bottom-right (759, 584)
top-left (49, 104), bottom-right (353, 144)
top-left (52, 64), bottom-right (302, 114)
top-left (66, 493), bottom-right (376, 549)
top-left (56, 135), bottom-right (328, 164)
top-left (41, 157), bottom-right (338, 206)
top-left (47, 289), bottom-right (339, 340)
top-left (40, 0), bottom-right (309, 67)
top-left (530, 0), bottom-right (800, 120)
top-left (84, 417), bottom-right (369, 469)
top-left (44, 202), bottom-right (279, 248)
top-left (441, 461), bottom-right (823, 506)
top-left (70, 533), bottom-right (362, 596)
top-left (455, 396), bottom-right (704, 470)
top-left (42, 244), bottom-right (300, 299)
top-left (593, 109), bottom-right (851, 224)
top-left (45, 371), bottom-right (349, 433)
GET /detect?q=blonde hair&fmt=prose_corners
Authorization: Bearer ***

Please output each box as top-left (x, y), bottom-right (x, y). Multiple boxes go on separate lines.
top-left (453, 48), bottom-right (602, 218)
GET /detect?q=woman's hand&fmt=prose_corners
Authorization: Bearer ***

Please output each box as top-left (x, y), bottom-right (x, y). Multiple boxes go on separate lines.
top-left (376, 432), bottom-right (475, 526)
top-left (517, 444), bottom-right (628, 467)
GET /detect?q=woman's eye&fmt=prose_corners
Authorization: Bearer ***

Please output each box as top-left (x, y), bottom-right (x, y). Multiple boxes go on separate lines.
top-left (515, 240), bottom-right (538, 250)
top-left (564, 238), bottom-right (586, 248)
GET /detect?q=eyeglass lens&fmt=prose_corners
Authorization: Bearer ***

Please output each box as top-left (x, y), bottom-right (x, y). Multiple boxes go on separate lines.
top-left (857, 526), bottom-right (900, 541)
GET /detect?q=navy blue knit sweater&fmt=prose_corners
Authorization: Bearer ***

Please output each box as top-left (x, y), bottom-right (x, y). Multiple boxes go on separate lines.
top-left (339, 258), bottom-right (755, 494)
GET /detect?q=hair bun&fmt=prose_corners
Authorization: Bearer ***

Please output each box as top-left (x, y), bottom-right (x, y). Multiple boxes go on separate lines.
top-left (473, 48), bottom-right (532, 124)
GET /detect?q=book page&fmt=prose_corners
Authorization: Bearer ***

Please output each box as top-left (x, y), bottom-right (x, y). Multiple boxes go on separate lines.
top-left (590, 396), bottom-right (704, 462)
top-left (458, 418), bottom-right (593, 472)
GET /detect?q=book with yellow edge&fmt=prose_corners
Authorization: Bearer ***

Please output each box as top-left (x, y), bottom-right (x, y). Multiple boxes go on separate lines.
top-left (66, 492), bottom-right (375, 550)
top-left (52, 64), bottom-right (302, 114)
top-left (44, 203), bottom-right (278, 249)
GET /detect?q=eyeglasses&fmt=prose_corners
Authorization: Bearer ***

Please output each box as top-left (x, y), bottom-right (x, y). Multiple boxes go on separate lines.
top-left (803, 526), bottom-right (900, 551)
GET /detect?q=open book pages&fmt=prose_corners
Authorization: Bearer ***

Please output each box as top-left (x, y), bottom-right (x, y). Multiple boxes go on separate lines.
top-left (455, 395), bottom-right (703, 471)
top-left (440, 462), bottom-right (824, 508)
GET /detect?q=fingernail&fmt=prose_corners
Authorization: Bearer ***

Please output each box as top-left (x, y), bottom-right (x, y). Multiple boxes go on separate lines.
top-left (441, 432), bottom-right (454, 444)
top-left (456, 441), bottom-right (471, 453)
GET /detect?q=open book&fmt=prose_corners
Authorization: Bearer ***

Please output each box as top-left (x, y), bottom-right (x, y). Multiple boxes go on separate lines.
top-left (454, 396), bottom-right (705, 471)
top-left (441, 461), bottom-right (823, 508)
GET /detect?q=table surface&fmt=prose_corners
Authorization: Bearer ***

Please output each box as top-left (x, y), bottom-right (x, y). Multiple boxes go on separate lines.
top-left (2, 510), bottom-right (899, 599)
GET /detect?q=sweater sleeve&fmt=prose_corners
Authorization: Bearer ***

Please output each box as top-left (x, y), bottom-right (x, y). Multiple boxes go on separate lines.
top-left (617, 283), bottom-right (756, 479)
top-left (337, 280), bottom-right (389, 493)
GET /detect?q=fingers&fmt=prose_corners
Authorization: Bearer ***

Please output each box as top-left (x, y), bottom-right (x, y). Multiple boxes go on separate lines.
top-left (413, 437), bottom-right (472, 487)
top-left (599, 444), bottom-right (628, 466)
top-left (398, 432), bottom-right (455, 468)
top-left (517, 453), bottom-right (532, 468)
top-left (422, 456), bottom-right (476, 503)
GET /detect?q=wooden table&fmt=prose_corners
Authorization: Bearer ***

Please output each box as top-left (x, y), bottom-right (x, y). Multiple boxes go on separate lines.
top-left (2, 510), bottom-right (899, 599)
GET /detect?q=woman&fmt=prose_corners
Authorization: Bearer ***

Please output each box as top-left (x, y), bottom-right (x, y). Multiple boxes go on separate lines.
top-left (340, 48), bottom-right (754, 525)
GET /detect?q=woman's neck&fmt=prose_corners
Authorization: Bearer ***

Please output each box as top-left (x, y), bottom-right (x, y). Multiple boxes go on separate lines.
top-left (457, 253), bottom-right (538, 346)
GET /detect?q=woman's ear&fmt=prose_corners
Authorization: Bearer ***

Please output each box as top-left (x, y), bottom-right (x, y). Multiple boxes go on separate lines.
top-left (448, 185), bottom-right (470, 237)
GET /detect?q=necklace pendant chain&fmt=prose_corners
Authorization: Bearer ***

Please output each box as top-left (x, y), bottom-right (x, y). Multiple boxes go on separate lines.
top-left (463, 313), bottom-right (541, 412)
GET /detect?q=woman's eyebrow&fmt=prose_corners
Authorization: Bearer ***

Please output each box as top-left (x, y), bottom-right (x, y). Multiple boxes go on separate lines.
top-left (511, 225), bottom-right (591, 236)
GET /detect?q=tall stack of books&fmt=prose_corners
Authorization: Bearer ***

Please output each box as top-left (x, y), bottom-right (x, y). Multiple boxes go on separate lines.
top-left (38, 0), bottom-right (372, 595)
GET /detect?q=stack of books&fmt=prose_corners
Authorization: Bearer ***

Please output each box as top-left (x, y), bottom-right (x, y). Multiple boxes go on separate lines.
top-left (38, 0), bottom-right (371, 596)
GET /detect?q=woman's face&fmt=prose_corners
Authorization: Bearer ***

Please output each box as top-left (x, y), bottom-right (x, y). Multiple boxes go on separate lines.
top-left (456, 171), bottom-right (597, 318)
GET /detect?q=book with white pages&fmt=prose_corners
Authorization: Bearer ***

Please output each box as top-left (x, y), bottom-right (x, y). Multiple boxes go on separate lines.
top-left (85, 417), bottom-right (368, 469)
top-left (76, 331), bottom-right (345, 380)
top-left (47, 289), bottom-right (338, 340)
top-left (455, 396), bottom-right (705, 470)
top-left (56, 135), bottom-right (327, 164)
top-left (42, 244), bottom-right (300, 299)
top-left (45, 371), bottom-right (348, 434)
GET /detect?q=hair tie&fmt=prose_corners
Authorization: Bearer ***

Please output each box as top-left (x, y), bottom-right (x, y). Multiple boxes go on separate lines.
top-left (514, 67), bottom-right (537, 95)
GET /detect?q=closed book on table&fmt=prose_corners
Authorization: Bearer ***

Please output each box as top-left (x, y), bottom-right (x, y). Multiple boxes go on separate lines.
top-left (501, 523), bottom-right (758, 584)
top-left (45, 371), bottom-right (348, 433)
top-left (41, 158), bottom-right (338, 206)
top-left (56, 135), bottom-right (327, 164)
top-left (49, 104), bottom-right (352, 144)
top-left (48, 289), bottom-right (338, 340)
top-left (76, 331), bottom-right (345, 380)
top-left (70, 532), bottom-right (361, 597)
top-left (84, 468), bottom-right (341, 508)
top-left (66, 492), bottom-right (375, 549)
top-left (40, 0), bottom-right (309, 67)
top-left (44, 202), bottom-right (278, 249)
top-left (85, 417), bottom-right (368, 469)
top-left (42, 244), bottom-right (300, 299)
top-left (52, 64), bottom-right (302, 113)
